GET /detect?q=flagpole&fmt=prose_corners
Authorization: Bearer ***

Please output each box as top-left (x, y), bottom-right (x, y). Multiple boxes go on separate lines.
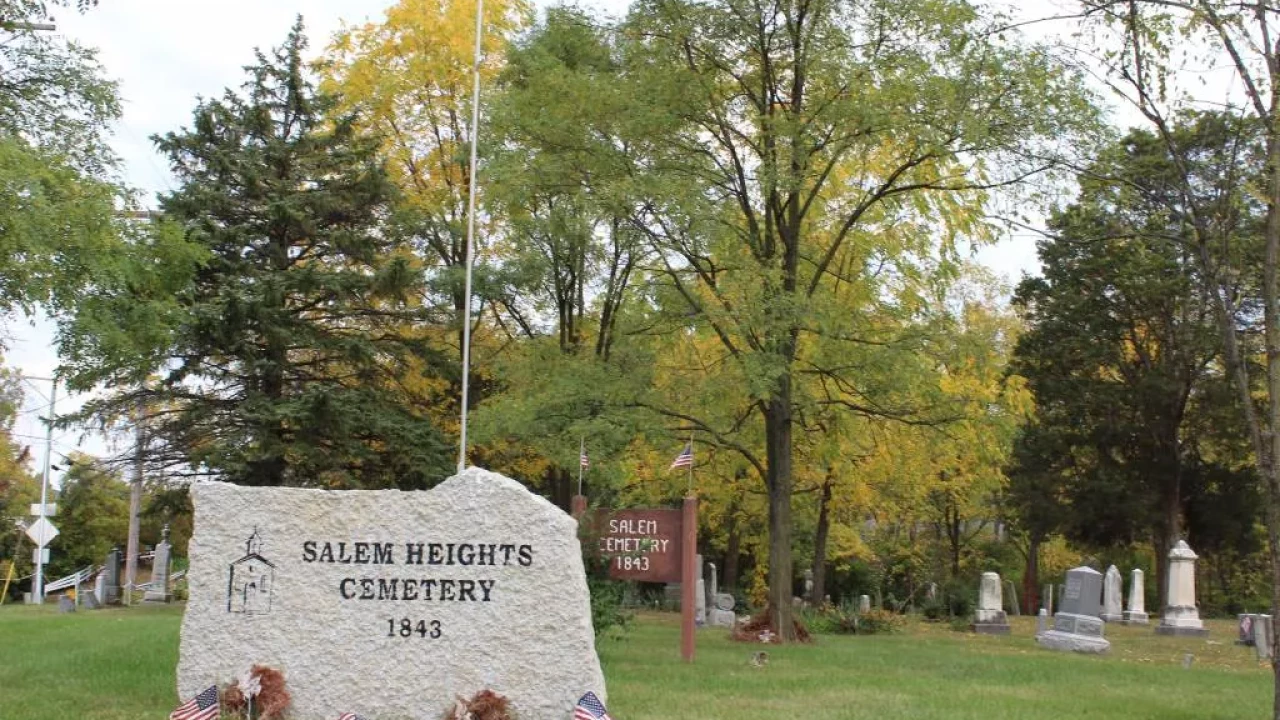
top-left (686, 431), bottom-right (694, 494)
top-left (578, 437), bottom-right (585, 496)
top-left (457, 0), bottom-right (485, 473)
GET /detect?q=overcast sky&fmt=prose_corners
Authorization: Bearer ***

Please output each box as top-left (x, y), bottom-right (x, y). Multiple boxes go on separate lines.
top-left (6, 0), bottom-right (1079, 482)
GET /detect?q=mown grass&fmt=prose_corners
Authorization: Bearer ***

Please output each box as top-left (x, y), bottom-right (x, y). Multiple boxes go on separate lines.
top-left (0, 605), bottom-right (1270, 719)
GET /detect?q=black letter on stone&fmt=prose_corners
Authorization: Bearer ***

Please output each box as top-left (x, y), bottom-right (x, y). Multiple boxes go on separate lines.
top-left (302, 540), bottom-right (317, 562)
top-left (340, 578), bottom-right (356, 599)
top-left (374, 543), bottom-right (393, 565)
top-left (405, 543), bottom-right (423, 565)
top-left (518, 545), bottom-right (534, 567)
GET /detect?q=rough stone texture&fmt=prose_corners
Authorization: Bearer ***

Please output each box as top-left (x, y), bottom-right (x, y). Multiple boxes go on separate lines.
top-left (177, 468), bottom-right (605, 720)
top-left (1060, 567), bottom-right (1102, 618)
top-left (1100, 565), bottom-right (1122, 622)
top-left (1123, 569), bottom-right (1148, 625)
top-left (1157, 540), bottom-right (1205, 636)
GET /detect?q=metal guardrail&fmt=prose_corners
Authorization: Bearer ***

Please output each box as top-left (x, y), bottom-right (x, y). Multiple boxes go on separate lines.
top-left (44, 565), bottom-right (96, 593)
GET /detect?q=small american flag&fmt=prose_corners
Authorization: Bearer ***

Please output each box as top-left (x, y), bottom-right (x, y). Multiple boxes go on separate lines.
top-left (669, 443), bottom-right (693, 470)
top-left (337, 714), bottom-right (369, 720)
top-left (574, 691), bottom-right (613, 720)
top-left (580, 447), bottom-right (590, 469)
top-left (170, 685), bottom-right (219, 720)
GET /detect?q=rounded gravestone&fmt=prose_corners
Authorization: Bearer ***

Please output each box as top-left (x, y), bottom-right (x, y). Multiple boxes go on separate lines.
top-left (176, 468), bottom-right (606, 720)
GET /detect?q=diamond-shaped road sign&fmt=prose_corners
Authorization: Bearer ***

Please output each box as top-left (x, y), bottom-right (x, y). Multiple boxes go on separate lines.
top-left (25, 516), bottom-right (58, 547)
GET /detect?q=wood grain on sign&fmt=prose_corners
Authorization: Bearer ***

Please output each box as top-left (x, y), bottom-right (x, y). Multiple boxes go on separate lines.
top-left (589, 508), bottom-right (683, 583)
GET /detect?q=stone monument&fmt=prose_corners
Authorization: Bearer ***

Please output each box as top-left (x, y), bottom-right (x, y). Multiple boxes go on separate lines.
top-left (705, 562), bottom-right (735, 628)
top-left (1100, 565), bottom-right (1123, 623)
top-left (1122, 568), bottom-right (1148, 624)
top-left (972, 571), bottom-right (1010, 635)
top-left (858, 594), bottom-right (871, 614)
top-left (1036, 566), bottom-right (1109, 653)
top-left (694, 554), bottom-right (707, 626)
top-left (145, 524), bottom-right (175, 603)
top-left (1036, 608), bottom-right (1048, 635)
top-left (1156, 540), bottom-right (1207, 636)
top-left (103, 547), bottom-right (122, 605)
top-left (1255, 615), bottom-right (1274, 661)
top-left (177, 468), bottom-right (606, 720)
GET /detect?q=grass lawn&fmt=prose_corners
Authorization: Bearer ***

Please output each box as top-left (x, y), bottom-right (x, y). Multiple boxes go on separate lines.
top-left (0, 604), bottom-right (1270, 719)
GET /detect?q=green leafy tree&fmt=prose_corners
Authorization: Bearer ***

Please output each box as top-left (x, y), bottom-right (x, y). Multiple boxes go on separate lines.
top-left (1007, 113), bottom-right (1252, 605)
top-left (49, 455), bottom-right (128, 576)
top-left (69, 20), bottom-right (452, 489)
top-left (606, 0), bottom-right (1096, 639)
top-left (0, 0), bottom-right (131, 322)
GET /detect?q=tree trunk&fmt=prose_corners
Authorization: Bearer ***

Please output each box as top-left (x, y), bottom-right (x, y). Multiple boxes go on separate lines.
top-left (764, 385), bottom-right (796, 641)
top-left (811, 475), bottom-right (833, 606)
top-left (724, 510), bottom-right (740, 591)
top-left (1261, 128), bottom-right (1280, 720)
top-left (1022, 534), bottom-right (1041, 615)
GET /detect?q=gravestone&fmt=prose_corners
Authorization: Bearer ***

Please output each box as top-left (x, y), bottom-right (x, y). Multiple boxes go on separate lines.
top-left (705, 562), bottom-right (735, 628)
top-left (82, 585), bottom-right (101, 609)
top-left (145, 524), bottom-right (174, 603)
top-left (972, 571), bottom-right (1010, 634)
top-left (1036, 608), bottom-right (1048, 635)
top-left (926, 582), bottom-right (938, 602)
top-left (1237, 613), bottom-right (1258, 645)
top-left (694, 554), bottom-right (706, 626)
top-left (803, 569), bottom-right (814, 603)
top-left (57, 594), bottom-right (75, 613)
top-left (858, 594), bottom-right (871, 614)
top-left (1255, 615), bottom-right (1274, 661)
top-left (1036, 566), bottom-right (1109, 654)
top-left (1100, 565), bottom-right (1123, 623)
top-left (93, 571), bottom-right (105, 605)
top-left (1156, 540), bottom-right (1207, 636)
top-left (177, 468), bottom-right (606, 720)
top-left (1123, 569), bottom-right (1148, 624)
top-left (103, 547), bottom-right (122, 605)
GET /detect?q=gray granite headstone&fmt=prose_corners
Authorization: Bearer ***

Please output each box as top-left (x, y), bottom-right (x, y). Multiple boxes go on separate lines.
top-left (1238, 613), bottom-right (1259, 646)
top-left (145, 525), bottom-right (175, 603)
top-left (1036, 608), bottom-right (1048, 635)
top-left (1255, 615), bottom-right (1274, 661)
top-left (705, 562), bottom-right (735, 628)
top-left (1059, 566), bottom-right (1102, 618)
top-left (103, 547), bottom-right (122, 605)
top-left (82, 585), bottom-right (101, 609)
top-left (1037, 567), bottom-right (1109, 654)
top-left (694, 554), bottom-right (706, 626)
top-left (57, 594), bottom-right (75, 613)
top-left (177, 469), bottom-right (606, 720)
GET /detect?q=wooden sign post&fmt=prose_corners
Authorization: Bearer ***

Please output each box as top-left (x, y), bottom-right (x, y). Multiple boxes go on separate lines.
top-left (573, 496), bottom-right (699, 662)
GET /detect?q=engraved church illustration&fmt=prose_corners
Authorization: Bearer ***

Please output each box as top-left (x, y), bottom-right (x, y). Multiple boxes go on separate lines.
top-left (227, 528), bottom-right (275, 614)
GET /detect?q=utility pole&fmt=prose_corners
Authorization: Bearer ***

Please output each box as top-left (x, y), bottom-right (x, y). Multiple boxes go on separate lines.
top-left (123, 398), bottom-right (145, 606)
top-left (32, 377), bottom-right (56, 603)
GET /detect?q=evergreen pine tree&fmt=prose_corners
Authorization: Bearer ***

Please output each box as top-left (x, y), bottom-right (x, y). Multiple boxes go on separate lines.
top-left (145, 19), bottom-right (451, 488)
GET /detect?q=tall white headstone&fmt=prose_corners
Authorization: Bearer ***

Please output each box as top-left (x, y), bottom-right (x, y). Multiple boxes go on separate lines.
top-left (1122, 568), bottom-right (1148, 624)
top-left (1155, 540), bottom-right (1207, 636)
top-left (1100, 565), bottom-right (1123, 623)
top-left (972, 571), bottom-right (1010, 635)
top-left (177, 468), bottom-right (606, 720)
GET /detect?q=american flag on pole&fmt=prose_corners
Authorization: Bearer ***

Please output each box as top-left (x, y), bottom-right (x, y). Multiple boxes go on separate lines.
top-left (338, 714), bottom-right (369, 720)
top-left (574, 691), bottom-right (613, 720)
top-left (669, 443), bottom-right (693, 470)
top-left (580, 447), bottom-right (590, 469)
top-left (170, 685), bottom-right (219, 720)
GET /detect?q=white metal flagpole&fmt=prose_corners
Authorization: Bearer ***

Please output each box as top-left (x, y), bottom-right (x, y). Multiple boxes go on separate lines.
top-left (578, 437), bottom-right (585, 496)
top-left (457, 0), bottom-right (485, 473)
